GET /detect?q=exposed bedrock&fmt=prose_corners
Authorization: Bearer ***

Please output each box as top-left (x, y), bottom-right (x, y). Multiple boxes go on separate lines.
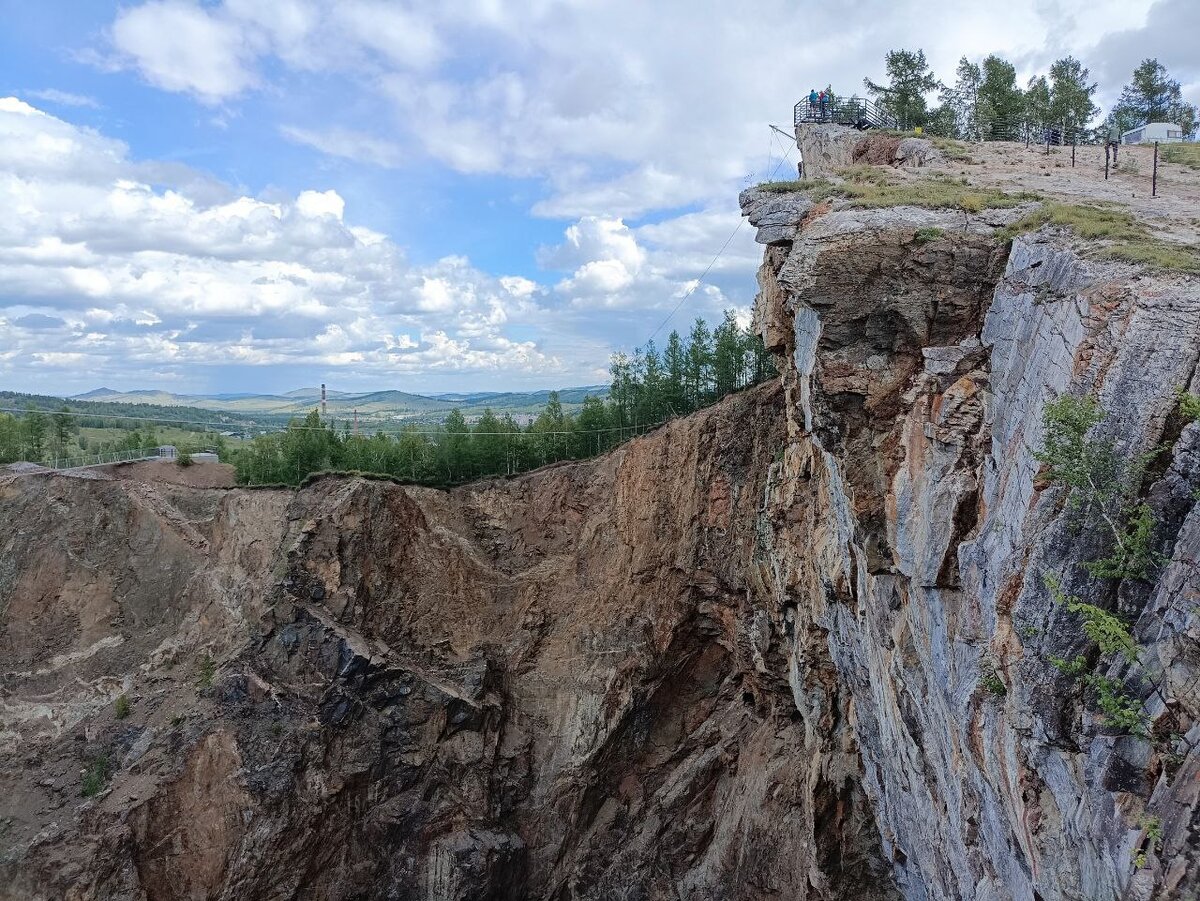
top-left (744, 187), bottom-right (1200, 900)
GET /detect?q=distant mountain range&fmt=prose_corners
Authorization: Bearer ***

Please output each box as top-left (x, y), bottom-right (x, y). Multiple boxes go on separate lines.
top-left (73, 385), bottom-right (609, 419)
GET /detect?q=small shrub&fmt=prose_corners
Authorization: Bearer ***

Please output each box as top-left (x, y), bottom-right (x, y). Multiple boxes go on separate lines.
top-left (197, 655), bottom-right (216, 688)
top-left (959, 193), bottom-right (984, 213)
top-left (271, 721), bottom-right (284, 737)
top-left (81, 754), bottom-right (110, 798)
top-left (1046, 574), bottom-right (1139, 663)
top-left (979, 664), bottom-right (1006, 696)
top-left (1084, 503), bottom-right (1163, 581)
top-left (114, 694), bottom-right (131, 719)
top-left (1179, 391), bottom-right (1200, 422)
top-left (913, 227), bottom-right (944, 244)
top-left (176, 449), bottom-right (193, 467)
top-left (1087, 674), bottom-right (1148, 736)
top-left (170, 714), bottom-right (185, 727)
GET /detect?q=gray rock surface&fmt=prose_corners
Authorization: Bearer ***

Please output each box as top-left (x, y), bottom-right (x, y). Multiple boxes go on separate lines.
top-left (750, 188), bottom-right (1200, 900)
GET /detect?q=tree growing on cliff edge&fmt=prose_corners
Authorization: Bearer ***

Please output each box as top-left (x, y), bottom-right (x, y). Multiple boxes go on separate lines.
top-left (863, 49), bottom-right (940, 129)
top-left (1107, 59), bottom-right (1197, 139)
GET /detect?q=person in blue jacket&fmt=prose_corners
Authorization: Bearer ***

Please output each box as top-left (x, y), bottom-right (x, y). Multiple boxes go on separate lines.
top-left (809, 88), bottom-right (819, 117)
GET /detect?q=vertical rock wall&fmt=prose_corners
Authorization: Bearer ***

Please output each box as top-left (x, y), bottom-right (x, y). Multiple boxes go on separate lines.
top-left (743, 185), bottom-right (1200, 900)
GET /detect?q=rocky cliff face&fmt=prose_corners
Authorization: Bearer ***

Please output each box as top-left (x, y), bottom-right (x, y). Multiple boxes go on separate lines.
top-left (742, 132), bottom-right (1200, 899)
top-left (3, 133), bottom-right (1199, 901)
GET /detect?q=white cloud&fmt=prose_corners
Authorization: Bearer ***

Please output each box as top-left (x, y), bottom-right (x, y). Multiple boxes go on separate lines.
top-left (24, 89), bottom-right (102, 109)
top-left (109, 1), bottom-right (261, 104)
top-left (279, 125), bottom-right (403, 168)
top-left (0, 98), bottom-right (579, 389)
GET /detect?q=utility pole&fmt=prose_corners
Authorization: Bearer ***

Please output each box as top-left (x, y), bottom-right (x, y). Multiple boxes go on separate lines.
top-left (1152, 141), bottom-right (1159, 197)
top-left (353, 408), bottom-right (358, 437)
top-left (321, 383), bottom-right (327, 419)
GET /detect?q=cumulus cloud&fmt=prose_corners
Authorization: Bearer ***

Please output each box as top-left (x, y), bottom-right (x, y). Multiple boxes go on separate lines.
top-left (0, 98), bottom-right (585, 390)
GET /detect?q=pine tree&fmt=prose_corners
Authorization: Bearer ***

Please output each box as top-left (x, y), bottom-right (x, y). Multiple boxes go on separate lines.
top-left (1047, 56), bottom-right (1098, 136)
top-left (574, 395), bottom-right (612, 457)
top-left (472, 409), bottom-right (506, 477)
top-left (50, 407), bottom-right (72, 461)
top-left (440, 409), bottom-right (470, 482)
top-left (712, 311), bottom-right (748, 398)
top-left (863, 49), bottom-right (940, 129)
top-left (23, 407), bottom-right (46, 462)
top-left (1108, 59), bottom-right (1197, 138)
top-left (685, 318), bottom-right (714, 408)
top-left (664, 330), bottom-right (687, 414)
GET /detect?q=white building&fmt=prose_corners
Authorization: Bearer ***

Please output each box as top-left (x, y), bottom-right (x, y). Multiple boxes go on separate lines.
top-left (1121, 122), bottom-right (1185, 144)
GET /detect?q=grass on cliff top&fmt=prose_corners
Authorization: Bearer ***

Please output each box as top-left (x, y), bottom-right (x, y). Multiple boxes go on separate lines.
top-left (1161, 143), bottom-right (1200, 170)
top-left (760, 166), bottom-right (1036, 212)
top-left (999, 202), bottom-right (1200, 274)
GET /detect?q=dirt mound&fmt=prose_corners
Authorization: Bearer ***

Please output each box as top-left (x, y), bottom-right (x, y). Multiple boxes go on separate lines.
top-left (99, 458), bottom-right (237, 488)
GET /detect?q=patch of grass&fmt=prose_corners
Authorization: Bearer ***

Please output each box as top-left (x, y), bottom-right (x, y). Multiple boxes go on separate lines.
top-left (81, 754), bottom-right (110, 798)
top-left (927, 135), bottom-right (975, 161)
top-left (913, 227), bottom-right (944, 244)
top-left (812, 168), bottom-right (1035, 212)
top-left (1161, 143), bottom-right (1200, 170)
top-left (114, 694), bottom-right (131, 719)
top-left (757, 179), bottom-right (807, 194)
top-left (1000, 202), bottom-right (1200, 274)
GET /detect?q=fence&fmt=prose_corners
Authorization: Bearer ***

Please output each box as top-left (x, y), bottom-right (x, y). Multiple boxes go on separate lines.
top-left (41, 446), bottom-right (218, 471)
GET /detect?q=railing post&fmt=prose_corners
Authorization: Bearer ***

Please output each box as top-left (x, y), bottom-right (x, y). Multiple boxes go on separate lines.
top-left (1105, 143), bottom-right (1110, 180)
top-left (1152, 141), bottom-right (1159, 197)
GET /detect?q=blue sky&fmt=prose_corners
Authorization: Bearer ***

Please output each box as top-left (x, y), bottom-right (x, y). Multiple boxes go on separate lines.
top-left (1, 0), bottom-right (1195, 396)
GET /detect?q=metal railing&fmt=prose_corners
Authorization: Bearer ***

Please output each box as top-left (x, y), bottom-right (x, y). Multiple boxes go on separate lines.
top-left (40, 446), bottom-right (219, 471)
top-left (794, 96), bottom-right (897, 130)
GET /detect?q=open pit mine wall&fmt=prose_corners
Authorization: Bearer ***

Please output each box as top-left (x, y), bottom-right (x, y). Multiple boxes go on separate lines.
top-left (740, 142), bottom-right (1200, 898)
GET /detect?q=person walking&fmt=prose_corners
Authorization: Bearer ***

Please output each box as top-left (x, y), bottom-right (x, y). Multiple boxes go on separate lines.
top-left (1107, 123), bottom-right (1120, 164)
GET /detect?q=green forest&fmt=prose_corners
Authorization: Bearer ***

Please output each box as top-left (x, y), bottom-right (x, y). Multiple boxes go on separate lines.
top-left (230, 311), bottom-right (773, 486)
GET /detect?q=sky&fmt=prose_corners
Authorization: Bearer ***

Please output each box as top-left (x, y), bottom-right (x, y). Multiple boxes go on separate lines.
top-left (1, 0), bottom-right (1196, 396)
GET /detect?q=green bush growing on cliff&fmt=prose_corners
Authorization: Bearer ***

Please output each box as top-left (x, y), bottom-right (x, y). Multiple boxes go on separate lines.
top-left (1044, 574), bottom-right (1148, 737)
top-left (1179, 391), bottom-right (1200, 422)
top-left (81, 754), bottom-right (110, 798)
top-left (197, 655), bottom-right (216, 689)
top-left (114, 694), bottom-right (131, 719)
top-left (1036, 394), bottom-right (1163, 580)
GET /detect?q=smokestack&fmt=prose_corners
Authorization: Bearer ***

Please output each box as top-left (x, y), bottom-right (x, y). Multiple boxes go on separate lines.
top-left (321, 383), bottom-right (327, 418)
